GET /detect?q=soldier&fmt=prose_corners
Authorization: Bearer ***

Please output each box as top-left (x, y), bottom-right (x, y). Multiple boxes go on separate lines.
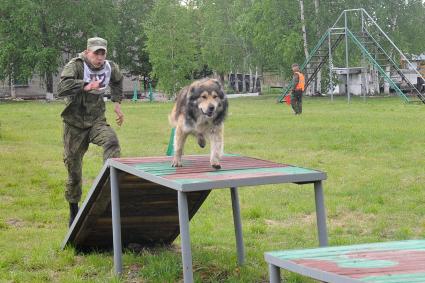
top-left (57, 37), bottom-right (124, 226)
top-left (290, 63), bottom-right (305, 115)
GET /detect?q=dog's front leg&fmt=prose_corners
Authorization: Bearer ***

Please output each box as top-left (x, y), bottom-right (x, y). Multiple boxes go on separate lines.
top-left (172, 126), bottom-right (188, 167)
top-left (210, 125), bottom-right (224, 169)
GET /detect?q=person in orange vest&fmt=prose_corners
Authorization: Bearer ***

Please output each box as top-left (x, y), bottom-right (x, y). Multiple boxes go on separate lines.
top-left (290, 63), bottom-right (305, 115)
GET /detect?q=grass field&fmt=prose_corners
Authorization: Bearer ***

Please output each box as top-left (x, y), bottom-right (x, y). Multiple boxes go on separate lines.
top-left (0, 95), bottom-right (424, 282)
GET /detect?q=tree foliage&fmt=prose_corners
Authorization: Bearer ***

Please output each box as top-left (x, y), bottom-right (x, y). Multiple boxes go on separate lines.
top-left (144, 0), bottom-right (199, 94)
top-left (0, 0), bottom-right (424, 95)
top-left (114, 0), bottom-right (153, 77)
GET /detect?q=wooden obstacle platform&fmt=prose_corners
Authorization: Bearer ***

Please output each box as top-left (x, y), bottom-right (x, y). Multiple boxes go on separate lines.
top-left (265, 239), bottom-right (425, 282)
top-left (62, 154), bottom-right (328, 282)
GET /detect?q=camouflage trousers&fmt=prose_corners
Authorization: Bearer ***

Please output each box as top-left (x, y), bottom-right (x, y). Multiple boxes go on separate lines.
top-left (63, 121), bottom-right (120, 203)
top-left (291, 90), bottom-right (303, 115)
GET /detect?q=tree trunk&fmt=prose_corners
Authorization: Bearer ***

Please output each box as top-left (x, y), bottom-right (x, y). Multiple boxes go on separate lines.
top-left (40, 11), bottom-right (53, 99)
top-left (10, 75), bottom-right (16, 99)
top-left (314, 0), bottom-right (322, 95)
top-left (219, 72), bottom-right (225, 87)
top-left (9, 62), bottom-right (16, 99)
top-left (299, 0), bottom-right (309, 60)
top-left (249, 68), bottom-right (252, 93)
top-left (235, 71), bottom-right (239, 93)
top-left (45, 72), bottom-right (54, 100)
top-left (253, 67), bottom-right (258, 93)
top-left (299, 0), bottom-right (312, 95)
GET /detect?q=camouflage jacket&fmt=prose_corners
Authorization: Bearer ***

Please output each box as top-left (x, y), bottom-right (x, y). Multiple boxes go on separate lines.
top-left (57, 53), bottom-right (123, 129)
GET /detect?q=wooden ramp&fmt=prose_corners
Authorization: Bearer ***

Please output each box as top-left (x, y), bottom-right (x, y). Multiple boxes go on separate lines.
top-left (62, 162), bottom-right (210, 252)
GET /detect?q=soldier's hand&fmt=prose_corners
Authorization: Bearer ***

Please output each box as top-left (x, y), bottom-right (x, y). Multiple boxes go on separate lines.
top-left (84, 78), bottom-right (101, 92)
top-left (114, 102), bottom-right (124, 126)
top-left (91, 80), bottom-right (101, 90)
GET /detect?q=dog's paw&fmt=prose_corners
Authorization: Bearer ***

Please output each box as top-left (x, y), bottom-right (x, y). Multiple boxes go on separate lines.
top-left (211, 163), bottom-right (221, 170)
top-left (171, 158), bottom-right (183, 167)
top-left (197, 136), bottom-right (206, 148)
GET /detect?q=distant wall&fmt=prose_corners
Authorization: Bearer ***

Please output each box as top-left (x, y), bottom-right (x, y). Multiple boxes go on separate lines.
top-left (0, 72), bottom-right (138, 99)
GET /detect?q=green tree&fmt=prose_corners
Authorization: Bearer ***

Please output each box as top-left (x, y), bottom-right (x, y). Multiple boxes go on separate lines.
top-left (145, 0), bottom-right (198, 94)
top-left (235, 0), bottom-right (302, 76)
top-left (113, 0), bottom-right (153, 77)
top-left (199, 0), bottom-right (245, 82)
top-left (0, 0), bottom-right (118, 96)
top-left (0, 0), bottom-right (37, 97)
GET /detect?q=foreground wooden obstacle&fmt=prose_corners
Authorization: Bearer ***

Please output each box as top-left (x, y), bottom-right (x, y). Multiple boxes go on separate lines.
top-left (62, 154), bottom-right (328, 283)
top-left (265, 240), bottom-right (425, 282)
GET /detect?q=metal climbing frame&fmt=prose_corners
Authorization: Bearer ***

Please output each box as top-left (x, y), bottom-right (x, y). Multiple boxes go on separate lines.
top-left (278, 8), bottom-right (425, 104)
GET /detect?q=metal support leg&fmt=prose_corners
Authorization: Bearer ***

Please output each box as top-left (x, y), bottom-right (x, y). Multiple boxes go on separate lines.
top-left (269, 264), bottom-right (281, 283)
top-left (178, 191), bottom-right (194, 283)
top-left (230, 187), bottom-right (245, 265)
top-left (110, 166), bottom-right (123, 275)
top-left (314, 181), bottom-right (328, 247)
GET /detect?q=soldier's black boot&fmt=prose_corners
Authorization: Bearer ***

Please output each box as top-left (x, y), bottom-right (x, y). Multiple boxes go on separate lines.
top-left (69, 202), bottom-right (79, 227)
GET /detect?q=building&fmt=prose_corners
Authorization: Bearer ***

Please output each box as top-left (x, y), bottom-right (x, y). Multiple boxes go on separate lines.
top-left (401, 53), bottom-right (425, 77)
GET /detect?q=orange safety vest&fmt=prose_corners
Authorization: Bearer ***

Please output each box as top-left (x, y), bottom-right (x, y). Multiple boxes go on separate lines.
top-left (294, 71), bottom-right (305, 91)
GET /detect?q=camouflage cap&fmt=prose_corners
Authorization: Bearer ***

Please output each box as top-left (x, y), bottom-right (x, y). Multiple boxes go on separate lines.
top-left (87, 37), bottom-right (107, 52)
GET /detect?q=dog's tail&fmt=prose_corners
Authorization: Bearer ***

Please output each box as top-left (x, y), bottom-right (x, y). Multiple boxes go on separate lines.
top-left (169, 85), bottom-right (190, 127)
top-left (168, 107), bottom-right (178, 127)
top-left (168, 114), bottom-right (177, 128)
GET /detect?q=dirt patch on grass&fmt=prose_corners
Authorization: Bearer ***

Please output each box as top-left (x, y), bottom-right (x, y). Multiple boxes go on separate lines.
top-left (0, 195), bottom-right (14, 202)
top-left (125, 263), bottom-right (146, 283)
top-left (196, 263), bottom-right (232, 283)
top-left (6, 218), bottom-right (25, 228)
top-left (330, 211), bottom-right (376, 227)
top-left (265, 211), bottom-right (376, 235)
top-left (265, 214), bottom-right (315, 228)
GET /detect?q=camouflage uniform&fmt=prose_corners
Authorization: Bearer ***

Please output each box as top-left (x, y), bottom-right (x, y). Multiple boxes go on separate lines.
top-left (57, 53), bottom-right (123, 203)
top-left (291, 73), bottom-right (303, 115)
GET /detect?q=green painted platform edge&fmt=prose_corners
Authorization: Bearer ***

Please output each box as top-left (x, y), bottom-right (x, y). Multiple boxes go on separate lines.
top-left (265, 240), bottom-right (425, 283)
top-left (266, 240), bottom-right (425, 260)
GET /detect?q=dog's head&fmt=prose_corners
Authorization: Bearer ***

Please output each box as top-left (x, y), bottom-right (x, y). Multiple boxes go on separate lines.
top-left (188, 79), bottom-right (227, 120)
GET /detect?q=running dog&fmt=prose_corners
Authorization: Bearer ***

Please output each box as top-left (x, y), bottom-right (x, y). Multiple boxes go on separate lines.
top-left (169, 78), bottom-right (228, 169)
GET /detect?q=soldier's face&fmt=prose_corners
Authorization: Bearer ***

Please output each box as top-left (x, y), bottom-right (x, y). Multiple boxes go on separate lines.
top-left (86, 49), bottom-right (106, 68)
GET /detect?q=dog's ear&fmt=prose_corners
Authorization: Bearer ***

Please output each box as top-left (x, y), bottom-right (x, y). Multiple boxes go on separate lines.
top-left (212, 80), bottom-right (225, 97)
top-left (188, 86), bottom-right (200, 101)
top-left (212, 79), bottom-right (222, 88)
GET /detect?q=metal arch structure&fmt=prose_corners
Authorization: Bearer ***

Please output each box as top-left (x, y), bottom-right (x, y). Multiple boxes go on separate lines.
top-left (278, 8), bottom-right (425, 104)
